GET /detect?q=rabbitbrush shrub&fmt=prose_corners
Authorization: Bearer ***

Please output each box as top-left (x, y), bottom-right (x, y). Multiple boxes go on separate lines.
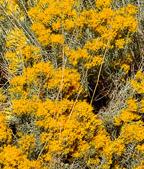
top-left (0, 0), bottom-right (143, 168)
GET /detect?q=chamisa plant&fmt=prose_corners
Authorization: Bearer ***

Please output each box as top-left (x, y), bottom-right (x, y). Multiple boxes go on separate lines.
top-left (0, 0), bottom-right (144, 168)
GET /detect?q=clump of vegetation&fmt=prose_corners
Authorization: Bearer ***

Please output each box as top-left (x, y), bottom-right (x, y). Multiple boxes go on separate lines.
top-left (0, 0), bottom-right (143, 168)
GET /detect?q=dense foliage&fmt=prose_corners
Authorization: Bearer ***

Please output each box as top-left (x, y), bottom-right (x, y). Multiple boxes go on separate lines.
top-left (0, 0), bottom-right (144, 168)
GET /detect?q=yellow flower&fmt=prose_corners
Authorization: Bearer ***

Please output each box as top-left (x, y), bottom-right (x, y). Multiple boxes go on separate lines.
top-left (6, 28), bottom-right (27, 49)
top-left (112, 139), bottom-right (125, 156)
top-left (85, 55), bottom-right (103, 69)
top-left (131, 70), bottom-right (144, 94)
top-left (125, 4), bottom-right (138, 15)
top-left (140, 99), bottom-right (144, 113)
top-left (120, 121), bottom-right (144, 143)
top-left (64, 19), bottom-right (75, 31)
top-left (121, 64), bottom-right (130, 73)
top-left (115, 39), bottom-right (125, 49)
top-left (22, 45), bottom-right (41, 61)
top-left (127, 98), bottom-right (138, 111)
top-left (96, 0), bottom-right (112, 8)
top-left (18, 134), bottom-right (35, 154)
top-left (52, 21), bottom-right (61, 30)
top-left (136, 144), bottom-right (144, 152)
top-left (0, 113), bottom-right (12, 143)
top-left (31, 22), bottom-right (51, 46)
top-left (50, 34), bottom-right (64, 44)
top-left (48, 68), bottom-right (82, 96)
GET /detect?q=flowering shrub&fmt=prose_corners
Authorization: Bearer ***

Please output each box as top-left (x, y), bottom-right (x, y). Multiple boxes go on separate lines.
top-left (0, 0), bottom-right (143, 169)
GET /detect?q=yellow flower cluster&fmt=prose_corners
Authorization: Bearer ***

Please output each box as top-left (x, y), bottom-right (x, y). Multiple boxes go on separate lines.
top-left (114, 98), bottom-right (140, 125)
top-left (26, 0), bottom-right (138, 71)
top-left (0, 113), bottom-right (12, 143)
top-left (0, 0), bottom-right (19, 16)
top-left (96, 0), bottom-right (112, 8)
top-left (131, 70), bottom-right (144, 94)
top-left (6, 28), bottom-right (27, 49)
top-left (22, 45), bottom-right (41, 62)
top-left (111, 71), bottom-right (144, 168)
top-left (18, 134), bottom-right (35, 155)
top-left (12, 99), bottom-right (38, 115)
top-left (0, 145), bottom-right (42, 169)
top-left (120, 121), bottom-right (144, 143)
top-left (47, 68), bottom-right (82, 97)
